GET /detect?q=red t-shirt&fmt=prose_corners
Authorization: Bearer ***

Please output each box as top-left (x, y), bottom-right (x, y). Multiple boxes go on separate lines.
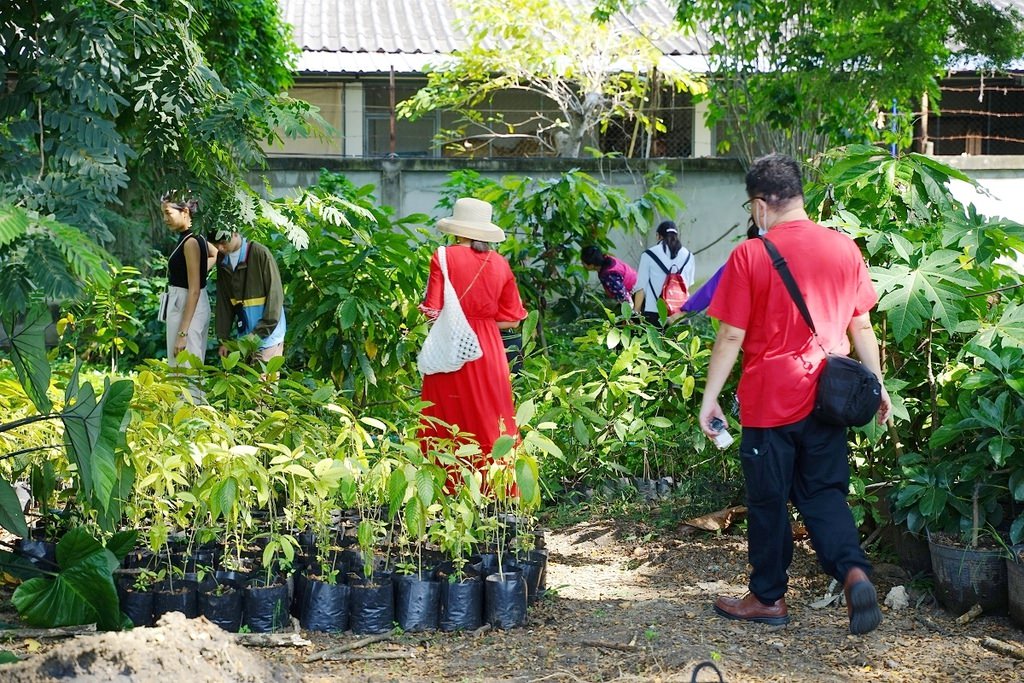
top-left (707, 220), bottom-right (878, 427)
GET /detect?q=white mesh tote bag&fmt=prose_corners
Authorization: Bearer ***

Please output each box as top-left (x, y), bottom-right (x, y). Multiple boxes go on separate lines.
top-left (417, 247), bottom-right (484, 375)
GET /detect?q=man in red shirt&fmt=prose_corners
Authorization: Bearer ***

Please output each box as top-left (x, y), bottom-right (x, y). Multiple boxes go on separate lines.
top-left (699, 154), bottom-right (891, 635)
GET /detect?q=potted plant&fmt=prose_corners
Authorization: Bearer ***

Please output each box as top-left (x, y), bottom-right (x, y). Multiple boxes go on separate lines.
top-left (430, 483), bottom-right (485, 632)
top-left (347, 455), bottom-right (396, 634)
top-left (298, 486), bottom-right (351, 633)
top-left (481, 437), bottom-right (529, 630)
top-left (390, 458), bottom-right (445, 633)
top-left (197, 568), bottom-right (244, 632)
top-left (891, 340), bottom-right (1024, 615)
top-left (118, 567), bottom-right (162, 627)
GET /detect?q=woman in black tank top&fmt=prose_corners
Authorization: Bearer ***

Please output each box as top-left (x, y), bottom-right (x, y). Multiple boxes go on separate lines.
top-left (161, 193), bottom-right (213, 367)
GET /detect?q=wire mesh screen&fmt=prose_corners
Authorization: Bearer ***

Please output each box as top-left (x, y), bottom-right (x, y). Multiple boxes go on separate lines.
top-left (926, 73), bottom-right (1024, 155)
top-left (600, 90), bottom-right (695, 158)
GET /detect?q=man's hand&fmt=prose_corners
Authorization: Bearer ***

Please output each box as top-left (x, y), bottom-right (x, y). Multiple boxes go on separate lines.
top-left (699, 400), bottom-right (727, 439)
top-left (877, 384), bottom-right (892, 425)
top-left (218, 344), bottom-right (230, 358)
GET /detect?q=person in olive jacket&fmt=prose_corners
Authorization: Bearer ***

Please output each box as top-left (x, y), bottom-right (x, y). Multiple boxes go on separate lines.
top-left (208, 229), bottom-right (286, 361)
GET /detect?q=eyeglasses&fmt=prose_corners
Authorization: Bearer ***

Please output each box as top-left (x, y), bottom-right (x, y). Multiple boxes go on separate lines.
top-left (742, 196), bottom-right (765, 211)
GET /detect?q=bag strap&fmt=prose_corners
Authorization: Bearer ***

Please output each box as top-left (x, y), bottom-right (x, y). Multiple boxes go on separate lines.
top-left (438, 246), bottom-right (489, 302)
top-left (760, 237), bottom-right (827, 354)
top-left (678, 251), bottom-right (691, 275)
top-left (645, 248), bottom-right (668, 274)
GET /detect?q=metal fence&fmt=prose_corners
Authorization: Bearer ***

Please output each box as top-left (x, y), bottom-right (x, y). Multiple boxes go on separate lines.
top-left (925, 73), bottom-right (1024, 156)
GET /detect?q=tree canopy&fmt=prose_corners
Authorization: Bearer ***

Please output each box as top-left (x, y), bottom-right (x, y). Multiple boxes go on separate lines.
top-left (398, 0), bottom-right (704, 157)
top-left (595, 0), bottom-right (1024, 163)
top-left (0, 0), bottom-right (315, 313)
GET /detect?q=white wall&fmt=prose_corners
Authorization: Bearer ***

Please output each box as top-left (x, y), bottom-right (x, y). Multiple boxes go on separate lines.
top-left (257, 158), bottom-right (748, 284)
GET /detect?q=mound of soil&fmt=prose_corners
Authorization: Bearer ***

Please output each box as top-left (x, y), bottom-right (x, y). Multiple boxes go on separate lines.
top-left (1, 612), bottom-right (297, 683)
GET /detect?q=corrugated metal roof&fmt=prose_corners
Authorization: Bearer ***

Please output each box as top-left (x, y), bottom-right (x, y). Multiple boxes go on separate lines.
top-left (281, 0), bottom-right (703, 74)
top-left (283, 0), bottom-right (1024, 75)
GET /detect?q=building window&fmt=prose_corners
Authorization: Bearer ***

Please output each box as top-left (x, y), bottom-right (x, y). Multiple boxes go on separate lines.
top-left (925, 74), bottom-right (1024, 156)
top-left (363, 81), bottom-right (439, 157)
top-left (600, 90), bottom-right (695, 158)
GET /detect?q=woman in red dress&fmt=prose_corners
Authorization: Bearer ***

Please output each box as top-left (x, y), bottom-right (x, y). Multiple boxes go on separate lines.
top-left (419, 198), bottom-right (528, 482)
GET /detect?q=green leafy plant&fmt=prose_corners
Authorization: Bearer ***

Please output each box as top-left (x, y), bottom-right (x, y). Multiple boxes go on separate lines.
top-left (804, 146), bottom-right (1024, 547)
top-left (398, 0), bottom-right (703, 157)
top-left (265, 173), bottom-right (429, 404)
top-left (0, 306), bottom-right (135, 537)
top-left (894, 340), bottom-right (1024, 545)
top-left (57, 266), bottom-right (149, 373)
top-left (11, 528), bottom-right (136, 630)
top-left (131, 568), bottom-right (165, 593)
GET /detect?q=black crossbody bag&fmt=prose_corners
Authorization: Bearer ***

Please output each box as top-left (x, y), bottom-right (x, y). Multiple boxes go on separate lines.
top-left (760, 237), bottom-right (882, 428)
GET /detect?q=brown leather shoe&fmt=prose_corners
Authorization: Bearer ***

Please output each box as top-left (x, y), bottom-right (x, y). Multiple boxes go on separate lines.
top-left (844, 566), bottom-right (882, 635)
top-left (713, 592), bottom-right (790, 625)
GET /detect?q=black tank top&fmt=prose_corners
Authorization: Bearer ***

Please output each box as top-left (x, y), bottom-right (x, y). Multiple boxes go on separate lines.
top-left (167, 232), bottom-right (208, 289)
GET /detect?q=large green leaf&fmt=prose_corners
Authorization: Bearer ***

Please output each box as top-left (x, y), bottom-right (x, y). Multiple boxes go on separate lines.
top-left (61, 377), bottom-right (134, 528)
top-left (874, 251), bottom-right (977, 340)
top-left (3, 305), bottom-right (52, 413)
top-left (0, 479), bottom-right (28, 539)
top-left (514, 454), bottom-right (541, 510)
top-left (0, 550), bottom-right (45, 581)
top-left (105, 531), bottom-right (138, 562)
top-left (11, 528), bottom-right (123, 630)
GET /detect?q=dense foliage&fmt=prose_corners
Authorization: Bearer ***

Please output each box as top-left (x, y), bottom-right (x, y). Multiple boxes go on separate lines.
top-left (803, 146), bottom-right (1024, 544)
top-left (397, 0), bottom-right (704, 157)
top-left (3, 144), bottom-right (1024, 634)
top-left (595, 0), bottom-right (1024, 163)
top-left (0, 0), bottom-right (318, 312)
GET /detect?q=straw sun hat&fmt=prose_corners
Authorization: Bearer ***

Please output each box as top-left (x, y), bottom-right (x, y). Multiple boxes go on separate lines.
top-left (436, 198), bottom-right (506, 243)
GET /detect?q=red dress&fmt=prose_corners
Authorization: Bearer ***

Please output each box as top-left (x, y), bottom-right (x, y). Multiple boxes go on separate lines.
top-left (419, 245), bottom-right (528, 466)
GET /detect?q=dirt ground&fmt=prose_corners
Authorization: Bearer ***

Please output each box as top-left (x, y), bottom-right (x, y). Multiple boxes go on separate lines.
top-left (2, 518), bottom-right (1023, 682)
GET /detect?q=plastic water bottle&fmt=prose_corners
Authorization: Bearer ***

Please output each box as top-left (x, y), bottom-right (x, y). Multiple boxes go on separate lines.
top-left (709, 417), bottom-right (734, 450)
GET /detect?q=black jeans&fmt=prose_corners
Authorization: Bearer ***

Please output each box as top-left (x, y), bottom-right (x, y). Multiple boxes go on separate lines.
top-left (739, 414), bottom-right (870, 603)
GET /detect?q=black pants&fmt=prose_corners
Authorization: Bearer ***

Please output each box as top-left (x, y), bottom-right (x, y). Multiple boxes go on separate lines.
top-left (739, 414), bottom-right (870, 603)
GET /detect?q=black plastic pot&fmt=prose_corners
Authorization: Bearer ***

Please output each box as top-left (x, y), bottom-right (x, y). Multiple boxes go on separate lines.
top-left (484, 571), bottom-right (527, 630)
top-left (1007, 545), bottom-right (1024, 627)
top-left (16, 538), bottom-right (57, 570)
top-left (348, 572), bottom-right (394, 634)
top-left (120, 549), bottom-right (158, 570)
top-left (929, 535), bottom-right (1008, 615)
top-left (243, 580), bottom-right (291, 633)
top-left (198, 586), bottom-right (243, 632)
top-left (300, 577), bottom-right (350, 632)
top-left (152, 579), bottom-right (199, 620)
top-left (118, 586), bottom-right (154, 627)
top-left (517, 559), bottom-right (544, 605)
top-left (214, 569), bottom-right (251, 589)
top-left (395, 573), bottom-right (441, 632)
top-left (439, 575), bottom-right (483, 632)
top-left (471, 553), bottom-right (499, 580)
top-left (291, 571), bottom-right (308, 619)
